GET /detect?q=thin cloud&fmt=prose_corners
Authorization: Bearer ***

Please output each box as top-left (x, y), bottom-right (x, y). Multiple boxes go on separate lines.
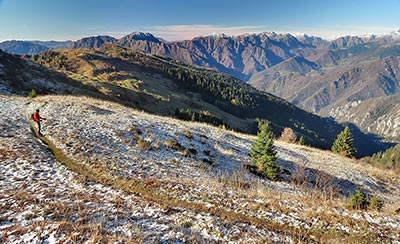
top-left (301, 25), bottom-right (398, 40)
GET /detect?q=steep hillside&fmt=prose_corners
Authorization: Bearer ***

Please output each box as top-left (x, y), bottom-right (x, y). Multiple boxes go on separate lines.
top-left (329, 95), bottom-right (400, 141)
top-left (0, 49), bottom-right (100, 96)
top-left (1, 95), bottom-right (399, 242)
top-left (250, 52), bottom-right (400, 139)
top-left (25, 44), bottom-right (389, 156)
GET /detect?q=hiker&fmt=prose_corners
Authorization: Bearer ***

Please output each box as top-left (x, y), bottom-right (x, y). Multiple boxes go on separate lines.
top-left (32, 109), bottom-right (46, 136)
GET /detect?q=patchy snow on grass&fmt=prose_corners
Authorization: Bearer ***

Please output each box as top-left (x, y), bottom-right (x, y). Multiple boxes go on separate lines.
top-left (1, 94), bottom-right (400, 243)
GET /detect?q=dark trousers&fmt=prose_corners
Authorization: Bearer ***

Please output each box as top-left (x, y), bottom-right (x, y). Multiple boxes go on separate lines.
top-left (36, 121), bottom-right (41, 134)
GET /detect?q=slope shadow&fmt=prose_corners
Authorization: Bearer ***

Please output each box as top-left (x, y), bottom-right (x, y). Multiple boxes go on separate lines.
top-left (347, 122), bottom-right (396, 157)
top-left (278, 158), bottom-right (389, 197)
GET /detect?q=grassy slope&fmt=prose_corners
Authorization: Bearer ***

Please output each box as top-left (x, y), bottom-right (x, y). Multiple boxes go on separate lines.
top-left (18, 94), bottom-right (400, 242)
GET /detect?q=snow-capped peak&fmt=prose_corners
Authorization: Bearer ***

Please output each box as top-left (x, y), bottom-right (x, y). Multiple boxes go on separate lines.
top-left (260, 31), bottom-right (278, 37)
top-left (293, 33), bottom-right (324, 41)
top-left (358, 33), bottom-right (378, 40)
top-left (207, 32), bottom-right (230, 39)
top-left (389, 29), bottom-right (400, 38)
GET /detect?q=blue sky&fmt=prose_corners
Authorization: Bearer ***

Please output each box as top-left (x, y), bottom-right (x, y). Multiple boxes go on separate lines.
top-left (0, 0), bottom-right (400, 41)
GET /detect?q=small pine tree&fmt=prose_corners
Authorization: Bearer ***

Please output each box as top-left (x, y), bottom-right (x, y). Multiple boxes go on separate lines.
top-left (369, 195), bottom-right (383, 211)
top-left (28, 89), bottom-right (37, 98)
top-left (347, 189), bottom-right (368, 210)
top-left (250, 121), bottom-right (279, 180)
top-left (331, 126), bottom-right (356, 158)
top-left (297, 135), bottom-right (305, 145)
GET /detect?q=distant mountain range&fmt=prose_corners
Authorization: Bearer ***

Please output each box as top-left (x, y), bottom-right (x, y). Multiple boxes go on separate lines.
top-left (2, 29), bottom-right (400, 140)
top-left (0, 40), bottom-right (72, 55)
top-left (249, 30), bottom-right (400, 139)
top-left (0, 32), bottom-right (321, 80)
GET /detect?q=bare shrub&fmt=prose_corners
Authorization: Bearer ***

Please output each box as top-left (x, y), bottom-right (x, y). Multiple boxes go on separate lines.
top-left (165, 139), bottom-right (184, 151)
top-left (290, 165), bottom-right (309, 187)
top-left (314, 170), bottom-right (339, 200)
top-left (184, 130), bottom-right (193, 140)
top-left (279, 127), bottom-right (297, 143)
top-left (203, 150), bottom-right (211, 156)
top-left (183, 148), bottom-right (197, 157)
top-left (130, 126), bottom-right (142, 135)
top-left (137, 139), bottom-right (152, 150)
top-left (290, 165), bottom-right (339, 201)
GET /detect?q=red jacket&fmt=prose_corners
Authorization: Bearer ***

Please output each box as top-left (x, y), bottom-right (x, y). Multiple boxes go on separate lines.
top-left (33, 112), bottom-right (41, 122)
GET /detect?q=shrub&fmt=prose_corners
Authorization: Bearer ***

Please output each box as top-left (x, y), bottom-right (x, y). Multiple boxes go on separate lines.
top-left (130, 126), bottom-right (142, 135)
top-left (183, 148), bottom-right (197, 157)
top-left (188, 148), bottom-right (197, 155)
top-left (137, 139), bottom-right (151, 150)
top-left (165, 139), bottom-right (184, 151)
top-left (184, 130), bottom-right (193, 140)
top-left (368, 195), bottom-right (383, 211)
top-left (279, 127), bottom-right (297, 143)
top-left (202, 158), bottom-right (215, 166)
top-left (347, 189), bottom-right (368, 210)
top-left (250, 120), bottom-right (279, 180)
top-left (29, 89), bottom-right (37, 98)
top-left (290, 165), bottom-right (309, 186)
top-left (181, 220), bottom-right (193, 228)
top-left (297, 136), bottom-right (305, 145)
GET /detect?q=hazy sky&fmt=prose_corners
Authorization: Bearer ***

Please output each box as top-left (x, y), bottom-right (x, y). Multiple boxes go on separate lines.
top-left (1, 0), bottom-right (400, 41)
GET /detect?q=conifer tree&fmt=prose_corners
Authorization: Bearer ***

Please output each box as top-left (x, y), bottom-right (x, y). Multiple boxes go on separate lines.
top-left (331, 126), bottom-right (356, 158)
top-left (250, 121), bottom-right (279, 180)
top-left (297, 135), bottom-right (305, 145)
